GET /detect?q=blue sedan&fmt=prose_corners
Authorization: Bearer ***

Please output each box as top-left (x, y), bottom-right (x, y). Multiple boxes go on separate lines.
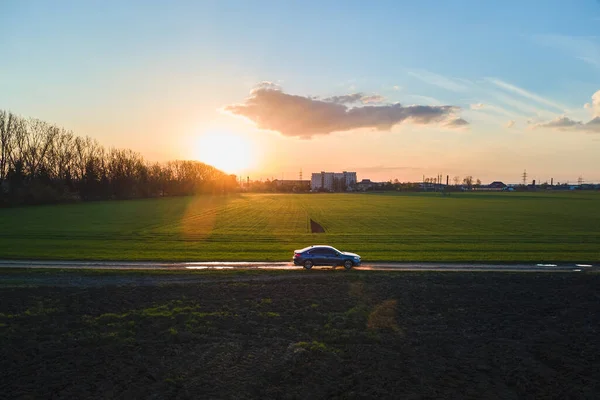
top-left (293, 245), bottom-right (361, 270)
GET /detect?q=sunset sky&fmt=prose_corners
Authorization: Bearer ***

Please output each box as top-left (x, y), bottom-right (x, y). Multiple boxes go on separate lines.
top-left (2, 0), bottom-right (600, 184)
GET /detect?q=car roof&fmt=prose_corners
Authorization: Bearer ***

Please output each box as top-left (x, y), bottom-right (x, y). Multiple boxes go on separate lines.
top-left (300, 245), bottom-right (337, 252)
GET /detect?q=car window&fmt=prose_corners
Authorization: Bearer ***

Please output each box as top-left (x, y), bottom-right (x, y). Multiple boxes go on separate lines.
top-left (315, 248), bottom-right (334, 255)
top-left (306, 248), bottom-right (337, 255)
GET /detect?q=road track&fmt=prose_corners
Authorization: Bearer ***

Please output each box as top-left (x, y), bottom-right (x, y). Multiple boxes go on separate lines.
top-left (0, 260), bottom-right (596, 272)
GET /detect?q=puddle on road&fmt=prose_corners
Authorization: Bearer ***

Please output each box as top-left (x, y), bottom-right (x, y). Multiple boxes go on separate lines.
top-left (183, 262), bottom-right (290, 266)
top-left (184, 264), bottom-right (336, 270)
top-left (184, 262), bottom-right (297, 270)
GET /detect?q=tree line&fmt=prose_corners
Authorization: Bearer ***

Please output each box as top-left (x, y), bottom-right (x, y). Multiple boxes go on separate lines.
top-left (0, 110), bottom-right (238, 206)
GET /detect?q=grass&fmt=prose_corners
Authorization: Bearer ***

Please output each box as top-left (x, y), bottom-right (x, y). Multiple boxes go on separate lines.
top-left (1, 191), bottom-right (600, 262)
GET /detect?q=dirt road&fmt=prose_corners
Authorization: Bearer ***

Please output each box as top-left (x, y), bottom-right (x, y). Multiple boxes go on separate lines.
top-left (0, 259), bottom-right (596, 272)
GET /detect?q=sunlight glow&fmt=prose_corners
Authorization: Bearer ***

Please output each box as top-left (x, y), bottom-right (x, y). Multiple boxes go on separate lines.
top-left (194, 131), bottom-right (256, 173)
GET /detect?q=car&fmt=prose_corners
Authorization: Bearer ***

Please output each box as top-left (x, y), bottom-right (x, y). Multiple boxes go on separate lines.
top-left (293, 245), bottom-right (361, 270)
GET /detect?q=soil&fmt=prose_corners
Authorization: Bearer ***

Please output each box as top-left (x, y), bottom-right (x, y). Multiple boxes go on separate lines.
top-left (0, 271), bottom-right (599, 399)
top-left (310, 219), bottom-right (325, 233)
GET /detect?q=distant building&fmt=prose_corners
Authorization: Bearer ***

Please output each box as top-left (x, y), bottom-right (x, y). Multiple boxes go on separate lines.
top-left (472, 181), bottom-right (508, 191)
top-left (488, 181), bottom-right (507, 189)
top-left (356, 179), bottom-right (377, 191)
top-left (272, 179), bottom-right (311, 191)
top-left (311, 171), bottom-right (357, 192)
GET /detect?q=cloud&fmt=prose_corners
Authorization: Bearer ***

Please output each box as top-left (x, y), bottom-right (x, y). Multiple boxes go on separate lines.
top-left (361, 95), bottom-right (385, 104)
top-left (485, 104), bottom-right (523, 118)
top-left (532, 90), bottom-right (600, 133)
top-left (403, 94), bottom-right (442, 106)
top-left (583, 90), bottom-right (600, 117)
top-left (585, 116), bottom-right (600, 129)
top-left (469, 101), bottom-right (521, 119)
top-left (322, 93), bottom-right (364, 104)
top-left (408, 70), bottom-right (471, 92)
top-left (532, 34), bottom-right (600, 69)
top-left (252, 81), bottom-right (281, 92)
top-left (534, 116), bottom-right (600, 132)
top-left (224, 86), bottom-right (466, 138)
top-left (535, 116), bottom-right (582, 130)
top-left (322, 93), bottom-right (385, 105)
top-left (392, 85), bottom-right (401, 91)
top-left (445, 118), bottom-right (469, 128)
top-left (506, 120), bottom-right (516, 128)
top-left (487, 78), bottom-right (566, 112)
top-left (492, 92), bottom-right (555, 118)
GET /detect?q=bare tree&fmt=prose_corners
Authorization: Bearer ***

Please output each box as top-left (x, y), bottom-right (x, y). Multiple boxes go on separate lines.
top-left (1, 109), bottom-right (239, 205)
top-left (19, 118), bottom-right (58, 178)
top-left (46, 129), bottom-right (75, 181)
top-left (5, 114), bottom-right (27, 173)
top-left (463, 175), bottom-right (473, 189)
top-left (73, 136), bottom-right (101, 181)
top-left (453, 175), bottom-right (460, 186)
top-left (0, 110), bottom-right (14, 181)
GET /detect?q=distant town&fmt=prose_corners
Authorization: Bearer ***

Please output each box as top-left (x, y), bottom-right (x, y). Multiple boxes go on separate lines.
top-left (240, 170), bottom-right (600, 193)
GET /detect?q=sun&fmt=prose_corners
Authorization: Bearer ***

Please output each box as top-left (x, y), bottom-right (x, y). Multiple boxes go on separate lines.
top-left (194, 131), bottom-right (255, 174)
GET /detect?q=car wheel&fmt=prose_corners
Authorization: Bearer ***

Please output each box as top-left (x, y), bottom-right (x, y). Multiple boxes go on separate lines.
top-left (343, 260), bottom-right (353, 270)
top-left (304, 260), bottom-right (313, 270)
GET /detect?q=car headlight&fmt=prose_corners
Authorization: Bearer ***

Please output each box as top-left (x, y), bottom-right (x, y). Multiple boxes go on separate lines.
top-left (354, 256), bottom-right (360, 260)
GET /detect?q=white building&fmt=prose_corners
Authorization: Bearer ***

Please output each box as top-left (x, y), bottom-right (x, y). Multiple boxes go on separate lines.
top-left (311, 171), bottom-right (357, 191)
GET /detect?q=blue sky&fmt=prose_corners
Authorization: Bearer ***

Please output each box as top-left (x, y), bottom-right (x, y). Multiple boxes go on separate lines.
top-left (2, 0), bottom-right (600, 183)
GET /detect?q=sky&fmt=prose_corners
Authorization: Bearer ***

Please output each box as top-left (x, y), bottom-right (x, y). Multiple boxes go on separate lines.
top-left (2, 0), bottom-right (600, 184)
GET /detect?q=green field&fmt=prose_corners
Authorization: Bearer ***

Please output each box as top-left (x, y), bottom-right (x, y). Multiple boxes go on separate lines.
top-left (1, 192), bottom-right (599, 262)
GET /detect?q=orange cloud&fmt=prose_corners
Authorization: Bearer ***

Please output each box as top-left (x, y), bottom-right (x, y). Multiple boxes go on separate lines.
top-left (225, 86), bottom-right (466, 138)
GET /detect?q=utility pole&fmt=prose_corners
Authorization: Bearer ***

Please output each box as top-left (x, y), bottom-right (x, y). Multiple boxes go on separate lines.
top-left (522, 170), bottom-right (527, 186)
